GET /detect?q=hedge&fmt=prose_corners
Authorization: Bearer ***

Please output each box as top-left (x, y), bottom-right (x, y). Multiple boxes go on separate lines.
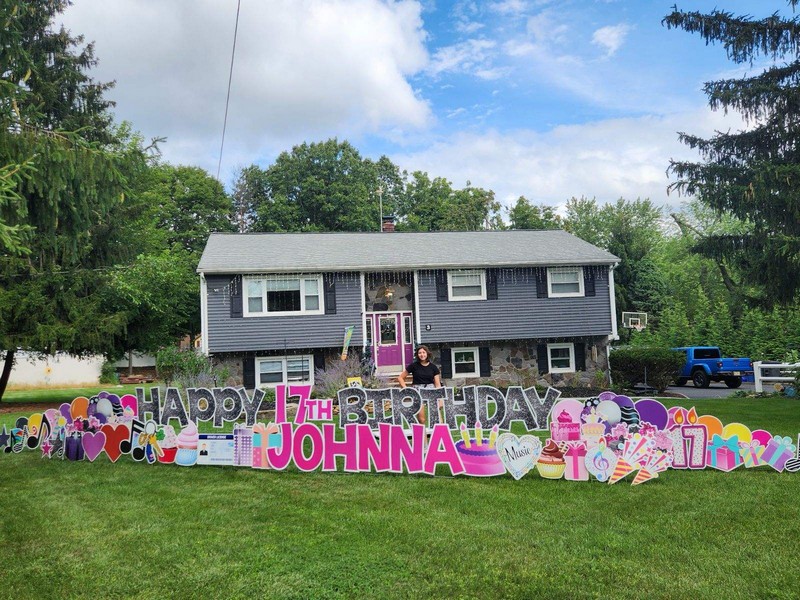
top-left (609, 346), bottom-right (685, 392)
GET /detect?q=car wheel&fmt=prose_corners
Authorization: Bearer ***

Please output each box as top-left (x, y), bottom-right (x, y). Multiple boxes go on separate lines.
top-left (725, 376), bottom-right (742, 388)
top-left (692, 370), bottom-right (710, 388)
top-left (675, 378), bottom-right (688, 386)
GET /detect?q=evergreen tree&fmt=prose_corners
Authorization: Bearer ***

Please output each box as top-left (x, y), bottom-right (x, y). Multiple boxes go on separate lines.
top-left (0, 1), bottom-right (145, 400)
top-left (664, 2), bottom-right (800, 306)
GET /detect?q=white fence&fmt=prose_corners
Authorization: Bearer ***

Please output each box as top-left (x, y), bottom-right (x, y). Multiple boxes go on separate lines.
top-left (1, 352), bottom-right (104, 388)
top-left (753, 361), bottom-right (800, 393)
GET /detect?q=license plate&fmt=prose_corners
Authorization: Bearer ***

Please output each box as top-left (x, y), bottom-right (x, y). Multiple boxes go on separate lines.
top-left (733, 371), bottom-right (741, 375)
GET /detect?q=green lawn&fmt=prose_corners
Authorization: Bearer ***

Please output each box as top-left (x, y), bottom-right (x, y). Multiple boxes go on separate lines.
top-left (1, 383), bottom-right (152, 404)
top-left (1, 397), bottom-right (799, 599)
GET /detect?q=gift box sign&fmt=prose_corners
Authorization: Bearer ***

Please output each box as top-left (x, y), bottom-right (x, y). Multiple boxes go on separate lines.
top-left (761, 436), bottom-right (797, 472)
top-left (706, 434), bottom-right (742, 472)
top-left (738, 440), bottom-right (765, 468)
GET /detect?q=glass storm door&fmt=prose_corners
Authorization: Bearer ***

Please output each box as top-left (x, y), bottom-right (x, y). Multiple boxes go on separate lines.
top-left (376, 313), bottom-right (403, 368)
top-left (402, 313), bottom-right (414, 365)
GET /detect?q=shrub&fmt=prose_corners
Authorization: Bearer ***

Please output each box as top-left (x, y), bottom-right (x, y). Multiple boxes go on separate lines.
top-left (313, 354), bottom-right (381, 399)
top-left (609, 346), bottom-right (684, 392)
top-left (156, 346), bottom-right (229, 388)
top-left (99, 360), bottom-right (119, 384)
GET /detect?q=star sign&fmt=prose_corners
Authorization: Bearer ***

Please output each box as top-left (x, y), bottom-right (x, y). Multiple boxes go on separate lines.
top-left (0, 425), bottom-right (9, 449)
top-left (41, 439), bottom-right (53, 458)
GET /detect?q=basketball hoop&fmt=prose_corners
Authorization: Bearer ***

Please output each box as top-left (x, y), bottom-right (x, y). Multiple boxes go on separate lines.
top-left (622, 311), bottom-right (648, 331)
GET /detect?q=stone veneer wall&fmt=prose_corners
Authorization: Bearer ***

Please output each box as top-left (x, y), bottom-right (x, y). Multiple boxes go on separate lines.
top-left (212, 355), bottom-right (245, 385)
top-left (433, 337), bottom-right (610, 389)
top-left (213, 337), bottom-right (610, 389)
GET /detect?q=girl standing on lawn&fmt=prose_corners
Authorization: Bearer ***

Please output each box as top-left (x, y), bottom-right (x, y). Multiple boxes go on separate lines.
top-left (397, 345), bottom-right (441, 426)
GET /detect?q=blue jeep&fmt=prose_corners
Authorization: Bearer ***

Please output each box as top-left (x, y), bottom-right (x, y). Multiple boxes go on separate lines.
top-left (673, 346), bottom-right (754, 389)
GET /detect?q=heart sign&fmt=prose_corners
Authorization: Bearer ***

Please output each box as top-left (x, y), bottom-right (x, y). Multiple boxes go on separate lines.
top-left (101, 423), bottom-right (130, 463)
top-left (496, 433), bottom-right (542, 480)
top-left (82, 431), bottom-right (107, 462)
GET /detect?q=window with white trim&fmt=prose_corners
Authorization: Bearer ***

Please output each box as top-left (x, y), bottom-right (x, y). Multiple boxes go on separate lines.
top-left (256, 355), bottom-right (314, 387)
top-left (451, 347), bottom-right (480, 378)
top-left (447, 270), bottom-right (486, 301)
top-left (547, 343), bottom-right (575, 373)
top-left (547, 267), bottom-right (584, 297)
top-left (245, 275), bottom-right (323, 316)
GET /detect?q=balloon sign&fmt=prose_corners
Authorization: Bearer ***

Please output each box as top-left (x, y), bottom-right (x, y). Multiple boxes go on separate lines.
top-left (2, 388), bottom-right (799, 487)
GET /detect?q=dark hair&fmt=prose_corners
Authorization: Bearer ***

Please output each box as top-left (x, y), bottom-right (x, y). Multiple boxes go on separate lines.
top-left (415, 345), bottom-right (434, 364)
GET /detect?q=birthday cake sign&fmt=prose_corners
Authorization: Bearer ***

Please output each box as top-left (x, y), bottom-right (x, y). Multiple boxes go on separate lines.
top-left (2, 386), bottom-right (799, 485)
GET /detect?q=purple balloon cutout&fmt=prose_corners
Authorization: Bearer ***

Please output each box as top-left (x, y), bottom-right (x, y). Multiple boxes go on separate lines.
top-left (634, 399), bottom-right (669, 430)
top-left (59, 403), bottom-right (73, 424)
top-left (611, 394), bottom-right (635, 411)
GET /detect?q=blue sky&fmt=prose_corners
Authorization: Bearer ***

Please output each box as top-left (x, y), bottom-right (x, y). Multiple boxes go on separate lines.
top-left (60, 1), bottom-right (786, 210)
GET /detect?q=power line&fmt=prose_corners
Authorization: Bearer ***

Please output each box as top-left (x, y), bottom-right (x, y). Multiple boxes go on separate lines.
top-left (216, 0), bottom-right (242, 181)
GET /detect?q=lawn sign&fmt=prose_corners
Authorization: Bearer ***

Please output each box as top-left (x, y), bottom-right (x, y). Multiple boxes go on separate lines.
top-left (3, 386), bottom-right (800, 484)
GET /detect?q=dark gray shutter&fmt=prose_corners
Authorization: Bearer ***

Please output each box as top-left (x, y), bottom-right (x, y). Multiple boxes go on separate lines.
top-left (323, 273), bottom-right (336, 314)
top-left (584, 269), bottom-right (595, 297)
top-left (435, 270), bottom-right (448, 302)
top-left (575, 342), bottom-right (586, 371)
top-left (230, 275), bottom-right (243, 318)
top-left (486, 269), bottom-right (498, 300)
top-left (536, 268), bottom-right (549, 298)
top-left (440, 347), bottom-right (452, 379)
top-left (537, 344), bottom-right (549, 374)
top-left (313, 351), bottom-right (326, 373)
top-left (478, 347), bottom-right (491, 377)
top-left (243, 357), bottom-right (255, 389)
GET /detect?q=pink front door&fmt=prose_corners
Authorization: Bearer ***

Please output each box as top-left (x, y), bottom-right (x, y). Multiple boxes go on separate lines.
top-left (370, 312), bottom-right (413, 369)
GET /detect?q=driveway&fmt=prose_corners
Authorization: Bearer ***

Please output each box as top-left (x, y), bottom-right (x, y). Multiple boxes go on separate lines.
top-left (665, 382), bottom-right (755, 399)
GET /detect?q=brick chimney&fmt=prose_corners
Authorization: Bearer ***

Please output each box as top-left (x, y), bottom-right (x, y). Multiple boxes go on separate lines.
top-left (381, 214), bottom-right (396, 232)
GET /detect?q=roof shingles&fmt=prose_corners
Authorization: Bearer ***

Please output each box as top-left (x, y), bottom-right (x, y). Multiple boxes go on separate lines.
top-left (197, 230), bottom-right (619, 274)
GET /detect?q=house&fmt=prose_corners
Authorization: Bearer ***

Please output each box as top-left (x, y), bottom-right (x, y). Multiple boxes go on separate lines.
top-left (196, 230), bottom-right (620, 389)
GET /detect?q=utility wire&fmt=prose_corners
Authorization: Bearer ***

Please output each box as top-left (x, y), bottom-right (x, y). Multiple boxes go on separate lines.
top-left (216, 0), bottom-right (242, 181)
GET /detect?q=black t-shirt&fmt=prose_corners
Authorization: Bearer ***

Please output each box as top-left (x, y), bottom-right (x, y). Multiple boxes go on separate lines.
top-left (406, 361), bottom-right (440, 386)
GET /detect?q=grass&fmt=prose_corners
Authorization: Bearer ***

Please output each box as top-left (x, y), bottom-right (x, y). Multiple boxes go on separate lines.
top-left (1, 397), bottom-right (800, 599)
top-left (1, 383), bottom-right (153, 404)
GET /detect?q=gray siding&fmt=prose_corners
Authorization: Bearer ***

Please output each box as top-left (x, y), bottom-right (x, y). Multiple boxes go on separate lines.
top-left (206, 273), bottom-right (363, 354)
top-left (417, 268), bottom-right (613, 343)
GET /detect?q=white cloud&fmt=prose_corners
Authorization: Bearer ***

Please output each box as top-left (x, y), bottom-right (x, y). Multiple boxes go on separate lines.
top-left (592, 24), bottom-right (632, 57)
top-left (501, 12), bottom-right (689, 115)
top-left (526, 11), bottom-right (571, 46)
top-left (490, 0), bottom-right (529, 16)
top-left (456, 20), bottom-right (485, 34)
top-left (427, 38), bottom-right (498, 77)
top-left (59, 0), bottom-right (431, 178)
top-left (392, 108), bottom-right (744, 209)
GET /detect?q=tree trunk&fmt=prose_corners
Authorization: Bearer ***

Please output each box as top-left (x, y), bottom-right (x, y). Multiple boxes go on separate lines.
top-left (128, 351), bottom-right (134, 376)
top-left (0, 349), bottom-right (16, 403)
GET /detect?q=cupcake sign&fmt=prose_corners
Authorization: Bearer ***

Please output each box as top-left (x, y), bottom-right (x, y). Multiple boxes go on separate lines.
top-left (3, 387), bottom-right (800, 486)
